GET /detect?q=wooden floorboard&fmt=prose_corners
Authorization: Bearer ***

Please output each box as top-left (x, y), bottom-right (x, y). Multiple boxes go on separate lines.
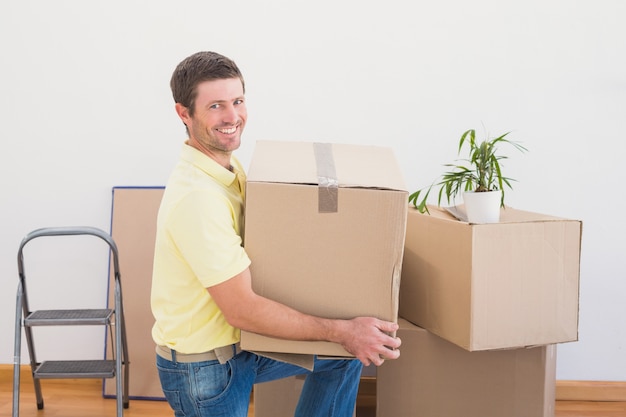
top-left (2, 366), bottom-right (626, 417)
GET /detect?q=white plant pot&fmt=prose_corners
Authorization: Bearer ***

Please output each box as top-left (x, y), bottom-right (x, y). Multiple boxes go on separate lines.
top-left (462, 190), bottom-right (502, 223)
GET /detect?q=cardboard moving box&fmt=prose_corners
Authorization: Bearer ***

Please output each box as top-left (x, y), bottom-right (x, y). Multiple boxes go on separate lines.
top-left (377, 318), bottom-right (557, 417)
top-left (254, 376), bottom-right (306, 417)
top-left (254, 375), bottom-right (357, 417)
top-left (241, 140), bottom-right (408, 357)
top-left (400, 205), bottom-right (582, 351)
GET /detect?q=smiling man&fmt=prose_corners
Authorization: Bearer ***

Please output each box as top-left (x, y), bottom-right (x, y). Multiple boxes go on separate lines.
top-left (150, 51), bottom-right (401, 417)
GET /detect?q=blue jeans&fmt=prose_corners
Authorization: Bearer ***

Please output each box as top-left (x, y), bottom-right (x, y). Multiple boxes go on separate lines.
top-left (156, 350), bottom-right (363, 417)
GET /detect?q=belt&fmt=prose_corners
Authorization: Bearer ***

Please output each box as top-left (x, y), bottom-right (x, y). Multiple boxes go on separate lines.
top-left (156, 343), bottom-right (241, 365)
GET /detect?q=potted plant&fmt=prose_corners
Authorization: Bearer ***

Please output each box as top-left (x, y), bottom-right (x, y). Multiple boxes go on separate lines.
top-left (408, 128), bottom-right (527, 223)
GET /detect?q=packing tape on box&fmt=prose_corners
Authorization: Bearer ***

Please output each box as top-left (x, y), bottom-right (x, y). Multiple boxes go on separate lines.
top-left (313, 142), bottom-right (339, 213)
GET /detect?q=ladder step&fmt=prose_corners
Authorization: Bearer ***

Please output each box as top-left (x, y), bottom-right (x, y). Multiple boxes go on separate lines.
top-left (35, 360), bottom-right (117, 379)
top-left (25, 309), bottom-right (113, 326)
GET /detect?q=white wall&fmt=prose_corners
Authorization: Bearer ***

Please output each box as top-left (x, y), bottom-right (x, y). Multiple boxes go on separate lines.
top-left (1, 0), bottom-right (624, 381)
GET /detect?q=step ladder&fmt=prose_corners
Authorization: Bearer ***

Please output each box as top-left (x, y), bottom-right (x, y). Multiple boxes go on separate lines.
top-left (12, 226), bottom-right (130, 417)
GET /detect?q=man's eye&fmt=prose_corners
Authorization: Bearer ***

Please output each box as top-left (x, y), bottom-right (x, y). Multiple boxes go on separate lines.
top-left (234, 99), bottom-right (244, 105)
top-left (210, 103), bottom-right (221, 110)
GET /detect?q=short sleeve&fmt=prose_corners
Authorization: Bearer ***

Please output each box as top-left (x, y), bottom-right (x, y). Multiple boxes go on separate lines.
top-left (167, 189), bottom-right (251, 287)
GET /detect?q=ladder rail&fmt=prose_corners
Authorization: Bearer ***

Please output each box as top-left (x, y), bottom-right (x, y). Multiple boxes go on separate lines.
top-left (13, 281), bottom-right (24, 417)
top-left (17, 226), bottom-right (121, 276)
top-left (116, 277), bottom-right (130, 407)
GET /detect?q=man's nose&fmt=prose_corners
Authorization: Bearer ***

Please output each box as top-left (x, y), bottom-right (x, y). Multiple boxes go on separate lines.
top-left (222, 105), bottom-right (238, 123)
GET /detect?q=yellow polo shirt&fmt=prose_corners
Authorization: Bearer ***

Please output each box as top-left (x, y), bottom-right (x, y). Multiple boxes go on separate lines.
top-left (151, 143), bottom-right (251, 354)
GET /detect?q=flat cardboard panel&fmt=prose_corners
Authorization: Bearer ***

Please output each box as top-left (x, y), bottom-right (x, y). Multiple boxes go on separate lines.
top-left (105, 187), bottom-right (165, 400)
top-left (399, 205), bottom-right (581, 351)
top-left (242, 141), bottom-right (408, 356)
top-left (377, 319), bottom-right (556, 417)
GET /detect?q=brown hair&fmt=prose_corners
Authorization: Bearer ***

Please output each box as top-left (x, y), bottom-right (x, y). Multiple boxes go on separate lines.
top-left (170, 51), bottom-right (245, 117)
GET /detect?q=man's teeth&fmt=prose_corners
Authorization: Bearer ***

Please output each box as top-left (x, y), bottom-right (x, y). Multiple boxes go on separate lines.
top-left (218, 127), bottom-right (236, 134)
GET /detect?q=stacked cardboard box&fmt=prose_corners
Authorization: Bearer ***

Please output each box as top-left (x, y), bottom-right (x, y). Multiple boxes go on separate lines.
top-left (376, 319), bottom-right (557, 417)
top-left (399, 205), bottom-right (582, 351)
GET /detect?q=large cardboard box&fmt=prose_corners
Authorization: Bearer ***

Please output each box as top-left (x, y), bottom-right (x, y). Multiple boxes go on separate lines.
top-left (254, 376), bottom-right (306, 417)
top-left (254, 376), bottom-right (357, 417)
top-left (399, 205), bottom-right (582, 351)
top-left (377, 318), bottom-right (557, 417)
top-left (241, 140), bottom-right (408, 357)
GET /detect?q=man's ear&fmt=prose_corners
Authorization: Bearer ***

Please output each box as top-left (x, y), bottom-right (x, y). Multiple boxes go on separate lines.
top-left (175, 103), bottom-right (191, 125)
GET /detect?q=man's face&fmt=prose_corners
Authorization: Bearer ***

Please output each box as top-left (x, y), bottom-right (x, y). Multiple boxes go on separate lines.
top-left (179, 77), bottom-right (247, 157)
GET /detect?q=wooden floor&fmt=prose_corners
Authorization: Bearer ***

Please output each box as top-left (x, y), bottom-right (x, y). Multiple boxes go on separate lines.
top-left (2, 370), bottom-right (626, 417)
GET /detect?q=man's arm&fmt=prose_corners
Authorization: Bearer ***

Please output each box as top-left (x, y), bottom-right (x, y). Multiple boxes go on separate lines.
top-left (208, 267), bottom-right (400, 366)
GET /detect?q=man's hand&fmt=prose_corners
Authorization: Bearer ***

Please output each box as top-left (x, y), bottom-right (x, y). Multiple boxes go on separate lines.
top-left (334, 317), bottom-right (401, 366)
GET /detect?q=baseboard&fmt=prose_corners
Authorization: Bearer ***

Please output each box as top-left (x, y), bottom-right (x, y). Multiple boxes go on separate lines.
top-left (3, 365), bottom-right (625, 402)
top-left (555, 380), bottom-right (626, 402)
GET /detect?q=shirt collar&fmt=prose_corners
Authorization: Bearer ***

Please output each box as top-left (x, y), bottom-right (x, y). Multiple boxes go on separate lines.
top-left (180, 143), bottom-right (237, 187)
